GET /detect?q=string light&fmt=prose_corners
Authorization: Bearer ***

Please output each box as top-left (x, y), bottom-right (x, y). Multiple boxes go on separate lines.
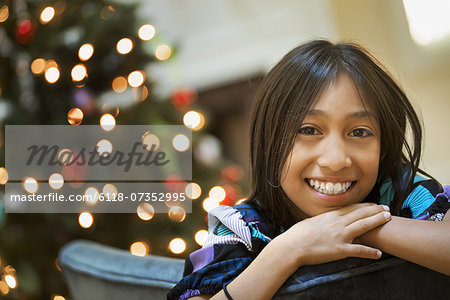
top-left (100, 113), bottom-right (116, 131)
top-left (137, 203), bottom-right (155, 221)
top-left (168, 206), bottom-right (186, 222)
top-left (23, 177), bottom-right (38, 193)
top-left (96, 139), bottom-right (113, 157)
top-left (67, 108), bottom-right (83, 125)
top-left (130, 241), bottom-right (149, 256)
top-left (127, 71), bottom-right (145, 88)
top-left (71, 64), bottom-right (87, 82)
top-left (30, 58), bottom-right (46, 74)
top-left (112, 76), bottom-right (127, 93)
top-left (53, 295), bottom-right (65, 300)
top-left (169, 238), bottom-right (186, 254)
top-left (78, 212), bottom-right (93, 228)
top-left (116, 38), bottom-right (133, 54)
top-left (155, 44), bottom-right (171, 60)
top-left (185, 183), bottom-right (201, 200)
top-left (0, 167), bottom-right (8, 185)
top-left (195, 230), bottom-right (209, 246)
top-left (78, 43), bottom-right (94, 61)
top-left (0, 5), bottom-right (9, 23)
top-left (209, 186), bottom-right (226, 202)
top-left (138, 24), bottom-right (156, 40)
top-left (45, 67), bottom-right (60, 83)
top-left (172, 134), bottom-right (190, 152)
top-left (40, 7), bottom-right (55, 24)
top-left (49, 173), bottom-right (64, 190)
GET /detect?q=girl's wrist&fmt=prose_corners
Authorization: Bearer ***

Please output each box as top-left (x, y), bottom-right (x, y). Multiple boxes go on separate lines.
top-left (270, 233), bottom-right (305, 268)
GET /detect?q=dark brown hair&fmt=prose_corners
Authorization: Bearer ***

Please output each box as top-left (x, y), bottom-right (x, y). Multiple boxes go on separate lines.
top-left (246, 39), bottom-right (430, 230)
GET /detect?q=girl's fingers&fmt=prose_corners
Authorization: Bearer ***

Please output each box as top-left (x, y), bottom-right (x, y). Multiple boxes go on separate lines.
top-left (343, 244), bottom-right (382, 260)
top-left (346, 211), bottom-right (391, 237)
top-left (343, 204), bottom-right (389, 225)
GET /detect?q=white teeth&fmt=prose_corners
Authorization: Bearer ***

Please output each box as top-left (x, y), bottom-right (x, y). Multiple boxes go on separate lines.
top-left (307, 180), bottom-right (353, 195)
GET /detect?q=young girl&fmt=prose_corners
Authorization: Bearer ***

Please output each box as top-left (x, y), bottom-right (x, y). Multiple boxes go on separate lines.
top-left (168, 40), bottom-right (450, 300)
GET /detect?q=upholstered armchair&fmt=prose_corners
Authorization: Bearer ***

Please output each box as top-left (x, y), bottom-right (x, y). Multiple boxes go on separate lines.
top-left (59, 240), bottom-right (450, 300)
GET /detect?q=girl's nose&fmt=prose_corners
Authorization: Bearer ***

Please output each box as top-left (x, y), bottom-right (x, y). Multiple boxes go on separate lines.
top-left (317, 136), bottom-right (352, 172)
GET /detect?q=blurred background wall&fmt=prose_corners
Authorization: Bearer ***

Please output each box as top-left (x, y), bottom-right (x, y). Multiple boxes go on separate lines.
top-left (140, 0), bottom-right (450, 184)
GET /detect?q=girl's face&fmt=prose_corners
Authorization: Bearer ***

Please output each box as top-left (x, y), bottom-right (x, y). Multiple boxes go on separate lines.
top-left (281, 74), bottom-right (381, 219)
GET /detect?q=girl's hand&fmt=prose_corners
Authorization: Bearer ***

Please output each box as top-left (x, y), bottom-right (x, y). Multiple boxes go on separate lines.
top-left (275, 203), bottom-right (391, 267)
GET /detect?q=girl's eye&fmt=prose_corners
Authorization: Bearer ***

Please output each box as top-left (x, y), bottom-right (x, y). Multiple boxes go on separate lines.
top-left (299, 126), bottom-right (320, 136)
top-left (349, 128), bottom-right (373, 137)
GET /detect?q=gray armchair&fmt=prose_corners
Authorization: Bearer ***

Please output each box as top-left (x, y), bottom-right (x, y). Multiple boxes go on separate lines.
top-left (59, 240), bottom-right (450, 300)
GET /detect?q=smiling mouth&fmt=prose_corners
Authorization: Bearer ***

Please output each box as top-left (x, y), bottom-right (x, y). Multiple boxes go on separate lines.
top-left (305, 179), bottom-right (356, 195)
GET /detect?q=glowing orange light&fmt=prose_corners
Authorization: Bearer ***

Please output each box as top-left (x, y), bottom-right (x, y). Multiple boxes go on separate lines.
top-left (40, 7), bottom-right (55, 24)
top-left (67, 108), bottom-right (84, 125)
top-left (30, 58), bottom-right (46, 74)
top-left (112, 76), bottom-right (127, 93)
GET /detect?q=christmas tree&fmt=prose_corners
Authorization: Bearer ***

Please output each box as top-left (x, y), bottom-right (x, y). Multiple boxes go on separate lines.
top-left (0, 1), bottom-right (247, 299)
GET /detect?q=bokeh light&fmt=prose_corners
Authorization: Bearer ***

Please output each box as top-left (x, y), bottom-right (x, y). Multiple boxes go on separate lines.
top-left (235, 198), bottom-right (247, 205)
top-left (84, 187), bottom-right (99, 206)
top-left (57, 148), bottom-right (73, 165)
top-left (67, 108), bottom-right (84, 125)
top-left (202, 197), bottom-right (220, 212)
top-left (100, 113), bottom-right (116, 131)
top-left (169, 238), bottom-right (186, 254)
top-left (23, 177), bottom-right (38, 193)
top-left (137, 203), bottom-right (155, 221)
top-left (195, 230), bottom-right (209, 246)
top-left (30, 58), bottom-right (46, 74)
top-left (141, 131), bottom-right (160, 151)
top-left (40, 7), bottom-right (55, 24)
top-left (168, 206), bottom-right (186, 222)
top-left (183, 111), bottom-right (205, 130)
top-left (172, 134), bottom-right (190, 152)
top-left (53, 295), bottom-right (65, 300)
top-left (102, 184), bottom-right (118, 200)
top-left (49, 173), bottom-right (64, 190)
top-left (127, 71), bottom-right (145, 88)
top-left (71, 64), bottom-right (87, 82)
top-left (185, 183), bottom-right (201, 200)
top-left (112, 76), bottom-right (127, 93)
top-left (4, 275), bottom-right (16, 289)
top-left (0, 281), bottom-right (9, 295)
top-left (96, 139), bottom-right (113, 157)
top-left (130, 241), bottom-right (149, 256)
top-left (78, 43), bottom-right (94, 61)
top-left (155, 44), bottom-right (172, 60)
top-left (78, 212), bottom-right (93, 228)
top-left (0, 5), bottom-right (9, 23)
top-left (138, 24), bottom-right (156, 40)
top-left (45, 67), bottom-right (60, 83)
top-left (0, 167), bottom-right (8, 185)
top-left (116, 38), bottom-right (133, 54)
top-left (209, 186), bottom-right (226, 202)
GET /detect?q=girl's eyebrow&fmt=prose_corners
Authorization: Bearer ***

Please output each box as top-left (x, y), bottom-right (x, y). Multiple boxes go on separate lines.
top-left (306, 109), bottom-right (378, 121)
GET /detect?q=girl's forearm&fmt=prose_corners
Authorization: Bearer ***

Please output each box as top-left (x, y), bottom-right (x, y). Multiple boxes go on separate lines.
top-left (211, 236), bottom-right (301, 300)
top-left (359, 216), bottom-right (450, 275)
